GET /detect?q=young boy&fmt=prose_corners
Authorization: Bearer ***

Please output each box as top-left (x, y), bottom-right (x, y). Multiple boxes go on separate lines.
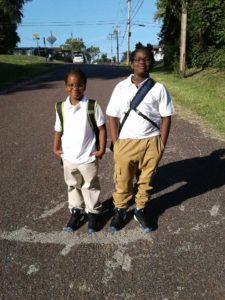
top-left (53, 68), bottom-right (106, 233)
top-left (106, 43), bottom-right (175, 232)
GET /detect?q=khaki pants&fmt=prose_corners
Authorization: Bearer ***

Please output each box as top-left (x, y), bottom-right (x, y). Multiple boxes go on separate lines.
top-left (113, 136), bottom-right (164, 209)
top-left (63, 160), bottom-right (102, 213)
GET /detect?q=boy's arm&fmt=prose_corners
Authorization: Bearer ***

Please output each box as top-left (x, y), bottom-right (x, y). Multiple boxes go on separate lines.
top-left (108, 116), bottom-right (119, 144)
top-left (160, 116), bottom-right (171, 147)
top-left (53, 131), bottom-right (63, 157)
top-left (91, 124), bottom-right (107, 158)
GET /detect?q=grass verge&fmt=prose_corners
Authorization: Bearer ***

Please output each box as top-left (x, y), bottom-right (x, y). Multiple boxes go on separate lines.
top-left (152, 66), bottom-right (225, 139)
top-left (0, 55), bottom-right (62, 90)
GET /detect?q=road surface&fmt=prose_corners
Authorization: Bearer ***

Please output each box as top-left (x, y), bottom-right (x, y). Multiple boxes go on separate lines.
top-left (0, 63), bottom-right (225, 299)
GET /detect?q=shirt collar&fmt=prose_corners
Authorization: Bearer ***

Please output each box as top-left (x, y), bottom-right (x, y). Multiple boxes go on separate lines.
top-left (128, 74), bottom-right (150, 88)
top-left (64, 95), bottom-right (88, 109)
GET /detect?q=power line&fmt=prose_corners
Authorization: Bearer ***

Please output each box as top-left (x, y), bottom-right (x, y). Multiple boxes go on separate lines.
top-left (15, 20), bottom-right (127, 27)
top-left (131, 0), bottom-right (144, 22)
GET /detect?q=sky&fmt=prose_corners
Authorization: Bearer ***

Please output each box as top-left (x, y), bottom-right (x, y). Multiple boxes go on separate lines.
top-left (17, 0), bottom-right (162, 60)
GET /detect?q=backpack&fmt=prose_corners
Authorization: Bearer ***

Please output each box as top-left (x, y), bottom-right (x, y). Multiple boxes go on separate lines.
top-left (55, 99), bottom-right (99, 149)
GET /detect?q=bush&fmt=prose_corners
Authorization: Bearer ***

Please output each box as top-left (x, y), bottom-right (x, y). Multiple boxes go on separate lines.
top-left (190, 46), bottom-right (225, 69)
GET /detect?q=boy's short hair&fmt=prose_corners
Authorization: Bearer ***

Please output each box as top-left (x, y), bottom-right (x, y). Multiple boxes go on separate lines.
top-left (130, 43), bottom-right (155, 68)
top-left (64, 68), bottom-right (87, 85)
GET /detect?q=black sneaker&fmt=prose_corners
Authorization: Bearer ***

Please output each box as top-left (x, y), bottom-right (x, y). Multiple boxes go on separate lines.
top-left (64, 208), bottom-right (85, 232)
top-left (88, 213), bottom-right (99, 233)
top-left (110, 208), bottom-right (127, 232)
top-left (134, 208), bottom-right (154, 233)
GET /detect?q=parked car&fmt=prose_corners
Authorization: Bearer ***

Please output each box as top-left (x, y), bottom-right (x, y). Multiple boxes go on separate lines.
top-left (73, 52), bottom-right (85, 63)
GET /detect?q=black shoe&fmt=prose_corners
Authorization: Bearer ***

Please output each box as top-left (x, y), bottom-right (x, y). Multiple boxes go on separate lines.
top-left (134, 208), bottom-right (154, 233)
top-left (88, 213), bottom-right (99, 233)
top-left (110, 208), bottom-right (127, 232)
top-left (64, 208), bottom-right (85, 232)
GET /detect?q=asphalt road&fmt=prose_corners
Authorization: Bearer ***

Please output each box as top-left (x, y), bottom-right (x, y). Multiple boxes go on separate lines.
top-left (0, 63), bottom-right (224, 300)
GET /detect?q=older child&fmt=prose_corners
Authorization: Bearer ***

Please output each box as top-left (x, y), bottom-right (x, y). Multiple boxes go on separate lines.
top-left (106, 44), bottom-right (174, 232)
top-left (53, 68), bottom-right (106, 233)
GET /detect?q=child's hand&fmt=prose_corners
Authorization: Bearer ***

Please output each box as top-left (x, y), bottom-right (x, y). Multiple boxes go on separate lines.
top-left (91, 150), bottom-right (105, 158)
top-left (53, 150), bottom-right (63, 157)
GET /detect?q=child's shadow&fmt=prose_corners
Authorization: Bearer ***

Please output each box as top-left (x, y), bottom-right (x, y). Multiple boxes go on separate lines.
top-left (147, 148), bottom-right (225, 230)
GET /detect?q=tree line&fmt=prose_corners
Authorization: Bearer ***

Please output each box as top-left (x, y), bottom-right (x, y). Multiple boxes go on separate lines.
top-left (1, 0), bottom-right (225, 69)
top-left (155, 0), bottom-right (225, 69)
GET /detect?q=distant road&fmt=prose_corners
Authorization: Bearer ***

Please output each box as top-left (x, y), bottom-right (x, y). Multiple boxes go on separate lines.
top-left (0, 63), bottom-right (225, 299)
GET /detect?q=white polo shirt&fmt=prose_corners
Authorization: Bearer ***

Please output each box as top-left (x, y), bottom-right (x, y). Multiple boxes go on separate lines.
top-left (106, 74), bottom-right (175, 139)
top-left (54, 95), bottom-right (105, 164)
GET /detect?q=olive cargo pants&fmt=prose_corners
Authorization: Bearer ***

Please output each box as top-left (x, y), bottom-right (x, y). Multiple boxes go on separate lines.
top-left (113, 136), bottom-right (164, 209)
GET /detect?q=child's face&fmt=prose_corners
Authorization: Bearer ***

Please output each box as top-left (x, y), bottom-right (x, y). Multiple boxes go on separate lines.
top-left (65, 74), bottom-right (86, 101)
top-left (131, 49), bottom-right (152, 77)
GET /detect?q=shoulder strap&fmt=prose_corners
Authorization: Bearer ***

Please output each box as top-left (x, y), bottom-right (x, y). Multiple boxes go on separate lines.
top-left (87, 99), bottom-right (99, 149)
top-left (130, 78), bottom-right (155, 109)
top-left (118, 78), bottom-right (155, 134)
top-left (55, 101), bottom-right (64, 131)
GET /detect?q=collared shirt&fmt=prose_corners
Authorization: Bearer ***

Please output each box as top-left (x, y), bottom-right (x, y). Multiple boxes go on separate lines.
top-left (54, 95), bottom-right (105, 164)
top-left (106, 74), bottom-right (175, 139)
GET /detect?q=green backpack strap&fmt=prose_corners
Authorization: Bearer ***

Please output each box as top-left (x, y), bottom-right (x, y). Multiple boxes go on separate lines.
top-left (55, 99), bottom-right (99, 149)
top-left (87, 99), bottom-right (99, 150)
top-left (55, 101), bottom-right (64, 132)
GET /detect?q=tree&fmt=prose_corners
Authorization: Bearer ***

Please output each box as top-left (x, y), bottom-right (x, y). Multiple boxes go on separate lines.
top-left (100, 53), bottom-right (108, 63)
top-left (179, 0), bottom-right (187, 77)
top-left (120, 51), bottom-right (130, 64)
top-left (155, 0), bottom-right (225, 69)
top-left (155, 0), bottom-right (181, 67)
top-left (86, 46), bottom-right (100, 62)
top-left (0, 0), bottom-right (31, 54)
top-left (60, 38), bottom-right (85, 51)
top-left (187, 0), bottom-right (225, 67)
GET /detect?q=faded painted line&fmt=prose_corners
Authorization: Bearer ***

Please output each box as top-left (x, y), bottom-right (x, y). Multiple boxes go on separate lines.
top-left (0, 227), bottom-right (154, 256)
top-left (38, 201), bottom-right (67, 219)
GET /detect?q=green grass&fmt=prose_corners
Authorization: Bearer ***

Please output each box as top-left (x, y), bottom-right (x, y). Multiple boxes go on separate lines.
top-left (152, 66), bottom-right (225, 139)
top-left (0, 55), bottom-right (62, 89)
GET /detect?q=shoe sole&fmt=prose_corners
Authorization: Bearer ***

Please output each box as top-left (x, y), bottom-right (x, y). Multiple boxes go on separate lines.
top-left (134, 215), bottom-right (153, 233)
top-left (110, 226), bottom-right (120, 232)
top-left (63, 226), bottom-right (74, 233)
top-left (88, 228), bottom-right (97, 233)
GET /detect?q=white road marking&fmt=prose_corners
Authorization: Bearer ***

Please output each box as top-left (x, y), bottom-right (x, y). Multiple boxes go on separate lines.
top-left (209, 204), bottom-right (220, 217)
top-left (38, 201), bottom-right (67, 219)
top-left (0, 226), bottom-right (153, 256)
top-left (27, 264), bottom-right (39, 275)
top-left (179, 204), bottom-right (185, 211)
top-left (102, 246), bottom-right (132, 285)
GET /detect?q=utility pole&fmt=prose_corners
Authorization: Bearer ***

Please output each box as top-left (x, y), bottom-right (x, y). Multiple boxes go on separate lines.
top-left (107, 33), bottom-right (114, 61)
top-left (127, 0), bottom-right (131, 65)
top-left (179, 0), bottom-right (187, 78)
top-left (114, 26), bottom-right (120, 64)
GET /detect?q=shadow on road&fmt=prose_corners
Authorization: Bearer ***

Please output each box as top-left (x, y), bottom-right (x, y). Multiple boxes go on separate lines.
top-left (148, 148), bottom-right (225, 229)
top-left (100, 149), bottom-right (225, 231)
